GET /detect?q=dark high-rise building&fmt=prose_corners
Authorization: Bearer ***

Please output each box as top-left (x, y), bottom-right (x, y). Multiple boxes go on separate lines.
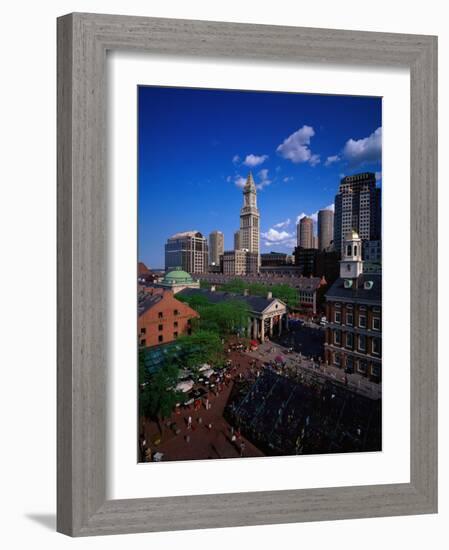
top-left (318, 209), bottom-right (334, 251)
top-left (294, 247), bottom-right (318, 277)
top-left (333, 173), bottom-right (381, 254)
top-left (261, 252), bottom-right (292, 267)
top-left (165, 231), bottom-right (208, 274)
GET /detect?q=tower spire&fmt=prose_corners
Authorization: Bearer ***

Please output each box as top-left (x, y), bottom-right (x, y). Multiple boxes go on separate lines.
top-left (244, 171), bottom-right (256, 191)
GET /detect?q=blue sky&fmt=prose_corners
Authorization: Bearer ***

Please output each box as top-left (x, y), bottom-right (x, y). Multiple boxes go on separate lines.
top-left (138, 86), bottom-right (382, 268)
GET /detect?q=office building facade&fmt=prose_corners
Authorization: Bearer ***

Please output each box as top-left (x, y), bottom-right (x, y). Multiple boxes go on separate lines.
top-left (333, 173), bottom-right (381, 254)
top-left (165, 231), bottom-right (208, 273)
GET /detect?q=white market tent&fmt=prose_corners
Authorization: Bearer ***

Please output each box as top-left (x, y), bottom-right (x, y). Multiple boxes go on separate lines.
top-left (199, 364), bottom-right (211, 372)
top-left (175, 380), bottom-right (194, 393)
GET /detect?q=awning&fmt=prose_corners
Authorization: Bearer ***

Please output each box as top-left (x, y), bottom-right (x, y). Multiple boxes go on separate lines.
top-left (175, 380), bottom-right (194, 392)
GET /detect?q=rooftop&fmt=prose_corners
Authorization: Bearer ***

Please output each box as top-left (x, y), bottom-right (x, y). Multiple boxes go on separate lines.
top-left (162, 267), bottom-right (194, 284)
top-left (178, 288), bottom-right (286, 314)
top-left (138, 293), bottom-right (164, 316)
top-left (325, 273), bottom-right (381, 304)
top-left (169, 230), bottom-right (204, 240)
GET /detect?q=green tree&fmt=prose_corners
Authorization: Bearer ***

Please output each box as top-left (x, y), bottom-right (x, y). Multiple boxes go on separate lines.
top-left (176, 329), bottom-right (224, 371)
top-left (139, 351), bottom-right (183, 427)
top-left (178, 294), bottom-right (250, 336)
top-left (220, 279), bottom-right (298, 308)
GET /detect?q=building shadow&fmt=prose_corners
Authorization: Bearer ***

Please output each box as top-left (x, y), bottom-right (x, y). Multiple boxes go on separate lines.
top-left (25, 513), bottom-right (56, 531)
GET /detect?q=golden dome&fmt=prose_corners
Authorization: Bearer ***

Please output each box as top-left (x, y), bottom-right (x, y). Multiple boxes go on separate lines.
top-left (345, 230), bottom-right (360, 241)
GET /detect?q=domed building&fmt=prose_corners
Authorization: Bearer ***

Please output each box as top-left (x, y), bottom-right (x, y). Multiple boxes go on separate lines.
top-left (157, 267), bottom-right (200, 294)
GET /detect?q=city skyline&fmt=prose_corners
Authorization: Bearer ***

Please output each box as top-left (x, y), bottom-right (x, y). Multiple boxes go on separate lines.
top-left (138, 86), bottom-right (382, 268)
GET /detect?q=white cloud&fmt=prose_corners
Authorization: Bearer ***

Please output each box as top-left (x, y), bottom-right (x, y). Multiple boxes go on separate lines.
top-left (296, 212), bottom-right (308, 224)
top-left (228, 169), bottom-right (271, 191)
top-left (261, 227), bottom-right (297, 250)
top-left (261, 228), bottom-right (291, 242)
top-left (273, 218), bottom-right (291, 228)
top-left (276, 125), bottom-right (320, 166)
top-left (256, 168), bottom-right (271, 190)
top-left (343, 127), bottom-right (382, 167)
top-left (296, 203), bottom-right (334, 225)
top-left (375, 171), bottom-right (382, 182)
top-left (234, 175), bottom-right (247, 189)
top-left (283, 176), bottom-right (293, 183)
top-left (243, 153), bottom-right (269, 167)
top-left (309, 154), bottom-right (320, 167)
top-left (227, 173), bottom-right (247, 188)
top-left (232, 154), bottom-right (240, 165)
top-left (325, 155), bottom-right (340, 166)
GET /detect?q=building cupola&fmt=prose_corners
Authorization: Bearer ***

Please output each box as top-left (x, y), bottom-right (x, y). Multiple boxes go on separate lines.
top-left (340, 230), bottom-right (363, 279)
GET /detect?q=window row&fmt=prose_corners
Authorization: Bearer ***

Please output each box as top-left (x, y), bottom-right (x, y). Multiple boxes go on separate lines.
top-left (332, 353), bottom-right (381, 377)
top-left (139, 332), bottom-right (179, 347)
top-left (333, 310), bottom-right (380, 330)
top-left (157, 309), bottom-right (179, 319)
top-left (140, 321), bottom-right (179, 335)
top-left (332, 331), bottom-right (381, 355)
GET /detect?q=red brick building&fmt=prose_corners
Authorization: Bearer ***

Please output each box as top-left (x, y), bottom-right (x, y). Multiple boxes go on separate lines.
top-left (138, 290), bottom-right (199, 348)
top-left (324, 231), bottom-right (382, 382)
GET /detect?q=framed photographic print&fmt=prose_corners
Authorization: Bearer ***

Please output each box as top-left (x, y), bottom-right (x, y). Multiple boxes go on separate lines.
top-left (57, 13), bottom-right (437, 536)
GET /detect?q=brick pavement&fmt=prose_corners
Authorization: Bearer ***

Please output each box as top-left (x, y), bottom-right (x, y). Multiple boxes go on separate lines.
top-left (141, 351), bottom-right (265, 462)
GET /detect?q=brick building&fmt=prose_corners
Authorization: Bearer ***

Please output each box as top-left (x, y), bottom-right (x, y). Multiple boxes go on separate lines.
top-left (324, 231), bottom-right (382, 382)
top-left (138, 290), bottom-right (199, 348)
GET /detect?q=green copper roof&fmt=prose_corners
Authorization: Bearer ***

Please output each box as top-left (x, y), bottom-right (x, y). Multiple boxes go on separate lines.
top-left (162, 267), bottom-right (193, 284)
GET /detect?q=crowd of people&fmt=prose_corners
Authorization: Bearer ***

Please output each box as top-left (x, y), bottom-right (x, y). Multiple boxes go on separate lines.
top-left (226, 363), bottom-right (381, 456)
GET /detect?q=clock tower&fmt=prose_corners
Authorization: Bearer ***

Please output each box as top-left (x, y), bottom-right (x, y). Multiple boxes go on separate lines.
top-left (239, 172), bottom-right (260, 269)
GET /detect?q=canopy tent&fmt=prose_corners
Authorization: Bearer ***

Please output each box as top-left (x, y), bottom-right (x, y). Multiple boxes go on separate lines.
top-left (203, 369), bottom-right (214, 379)
top-left (199, 363), bottom-right (211, 372)
top-left (175, 380), bottom-right (194, 393)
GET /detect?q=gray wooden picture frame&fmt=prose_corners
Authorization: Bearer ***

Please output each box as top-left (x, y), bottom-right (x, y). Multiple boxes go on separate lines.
top-left (57, 12), bottom-right (438, 537)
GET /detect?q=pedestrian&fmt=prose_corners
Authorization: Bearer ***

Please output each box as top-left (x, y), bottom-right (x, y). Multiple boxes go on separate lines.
top-left (185, 435), bottom-right (190, 443)
top-left (240, 442), bottom-right (245, 457)
top-left (187, 415), bottom-right (192, 429)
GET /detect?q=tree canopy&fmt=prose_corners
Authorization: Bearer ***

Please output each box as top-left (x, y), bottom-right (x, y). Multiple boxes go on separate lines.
top-left (139, 349), bottom-right (183, 421)
top-left (177, 294), bottom-right (250, 335)
top-left (219, 279), bottom-right (298, 307)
